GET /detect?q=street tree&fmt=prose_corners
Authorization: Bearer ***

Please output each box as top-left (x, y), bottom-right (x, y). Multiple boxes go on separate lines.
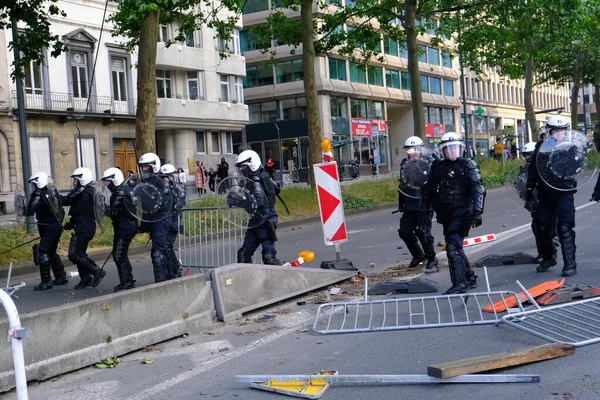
top-left (109, 0), bottom-right (244, 155)
top-left (2, 0), bottom-right (68, 80)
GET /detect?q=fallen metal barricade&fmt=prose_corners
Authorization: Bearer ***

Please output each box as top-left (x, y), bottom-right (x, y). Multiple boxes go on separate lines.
top-left (177, 207), bottom-right (247, 268)
top-left (2, 263), bottom-right (26, 299)
top-left (313, 291), bottom-right (525, 335)
top-left (501, 297), bottom-right (600, 347)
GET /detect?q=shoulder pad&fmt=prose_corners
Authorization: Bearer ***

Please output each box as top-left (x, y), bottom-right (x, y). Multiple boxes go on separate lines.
top-left (465, 159), bottom-right (479, 169)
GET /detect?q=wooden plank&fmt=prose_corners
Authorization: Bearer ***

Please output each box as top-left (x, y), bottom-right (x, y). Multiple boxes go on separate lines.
top-left (427, 343), bottom-right (575, 379)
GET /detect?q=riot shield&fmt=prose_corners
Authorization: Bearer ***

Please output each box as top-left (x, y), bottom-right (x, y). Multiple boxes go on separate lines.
top-left (398, 148), bottom-right (433, 199)
top-left (504, 165), bottom-right (528, 208)
top-left (536, 129), bottom-right (598, 191)
top-left (46, 181), bottom-right (65, 223)
top-left (14, 185), bottom-right (26, 220)
top-left (93, 182), bottom-right (112, 232)
top-left (124, 173), bottom-right (174, 222)
top-left (215, 175), bottom-right (263, 229)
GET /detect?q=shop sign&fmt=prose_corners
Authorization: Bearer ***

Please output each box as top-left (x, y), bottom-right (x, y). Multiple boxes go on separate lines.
top-left (351, 119), bottom-right (387, 136)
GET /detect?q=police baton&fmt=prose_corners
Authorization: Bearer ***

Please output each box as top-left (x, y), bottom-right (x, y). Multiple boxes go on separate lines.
top-left (1, 236), bottom-right (41, 255)
top-left (100, 250), bottom-right (114, 271)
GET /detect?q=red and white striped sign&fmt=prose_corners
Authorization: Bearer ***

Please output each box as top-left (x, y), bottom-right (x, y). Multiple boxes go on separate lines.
top-left (463, 234), bottom-right (496, 247)
top-left (314, 161), bottom-right (348, 245)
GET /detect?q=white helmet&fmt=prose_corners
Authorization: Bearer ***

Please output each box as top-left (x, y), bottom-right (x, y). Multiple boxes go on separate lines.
top-left (546, 115), bottom-right (570, 133)
top-left (403, 136), bottom-right (424, 149)
top-left (521, 142), bottom-right (537, 154)
top-left (71, 167), bottom-right (93, 186)
top-left (29, 172), bottom-right (49, 189)
top-left (101, 167), bottom-right (125, 189)
top-left (236, 150), bottom-right (261, 177)
top-left (439, 132), bottom-right (465, 161)
top-left (160, 164), bottom-right (177, 175)
top-left (138, 152), bottom-right (161, 173)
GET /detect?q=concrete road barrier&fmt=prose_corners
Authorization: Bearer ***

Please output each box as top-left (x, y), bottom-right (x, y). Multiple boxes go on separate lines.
top-left (0, 274), bottom-right (215, 393)
top-left (211, 264), bottom-right (357, 323)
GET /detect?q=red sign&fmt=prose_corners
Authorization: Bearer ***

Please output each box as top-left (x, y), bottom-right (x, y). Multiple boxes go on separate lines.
top-left (425, 123), bottom-right (445, 138)
top-left (351, 119), bottom-right (387, 136)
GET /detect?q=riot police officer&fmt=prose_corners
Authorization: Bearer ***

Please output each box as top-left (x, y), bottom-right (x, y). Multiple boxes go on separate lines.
top-left (231, 150), bottom-right (282, 265)
top-left (62, 167), bottom-right (106, 289)
top-left (137, 152), bottom-right (172, 282)
top-left (101, 167), bottom-right (138, 291)
top-left (527, 116), bottom-right (577, 276)
top-left (421, 133), bottom-right (485, 294)
top-left (159, 163), bottom-right (186, 279)
top-left (26, 172), bottom-right (68, 291)
top-left (397, 136), bottom-right (438, 273)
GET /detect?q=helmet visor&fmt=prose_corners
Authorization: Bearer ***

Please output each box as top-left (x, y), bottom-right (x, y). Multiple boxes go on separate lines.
top-left (237, 164), bottom-right (252, 178)
top-left (440, 142), bottom-right (464, 161)
top-left (405, 147), bottom-right (422, 159)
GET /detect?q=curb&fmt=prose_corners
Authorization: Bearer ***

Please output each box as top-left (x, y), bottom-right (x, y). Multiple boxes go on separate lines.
top-left (1, 203), bottom-right (397, 280)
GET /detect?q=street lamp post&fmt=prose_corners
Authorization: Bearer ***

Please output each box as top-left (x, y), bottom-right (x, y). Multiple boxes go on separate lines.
top-left (272, 120), bottom-right (284, 186)
top-left (457, 11), bottom-right (472, 158)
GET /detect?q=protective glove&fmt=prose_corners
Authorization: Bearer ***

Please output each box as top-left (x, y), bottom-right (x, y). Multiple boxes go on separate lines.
top-left (525, 188), bottom-right (534, 203)
top-left (471, 212), bottom-right (483, 228)
top-left (63, 220), bottom-right (75, 231)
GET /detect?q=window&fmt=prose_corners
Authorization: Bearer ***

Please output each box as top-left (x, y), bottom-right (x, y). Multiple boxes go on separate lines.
top-left (211, 132), bottom-right (221, 153)
top-left (242, 0), bottom-right (268, 14)
top-left (76, 137), bottom-right (97, 180)
top-left (240, 30), bottom-right (259, 52)
top-left (401, 71), bottom-right (410, 90)
top-left (330, 96), bottom-right (347, 118)
top-left (156, 69), bottom-right (171, 98)
top-left (24, 61), bottom-right (42, 94)
top-left (276, 60), bottom-right (303, 83)
top-left (158, 25), bottom-right (168, 42)
top-left (187, 71), bottom-right (200, 100)
top-left (418, 45), bottom-right (427, 63)
top-left (111, 57), bottom-right (127, 101)
top-left (235, 77), bottom-right (244, 103)
top-left (281, 97), bottom-right (307, 120)
top-left (29, 137), bottom-right (51, 176)
top-left (385, 69), bottom-right (400, 89)
top-left (71, 52), bottom-right (88, 98)
top-left (351, 99), bottom-right (367, 118)
top-left (259, 101), bottom-right (278, 122)
top-left (329, 58), bottom-right (347, 81)
top-left (399, 42), bottom-right (408, 58)
top-left (225, 132), bottom-right (233, 154)
top-left (244, 65), bottom-right (274, 87)
top-left (367, 100), bottom-right (383, 119)
top-left (233, 29), bottom-right (240, 55)
top-left (429, 77), bottom-right (441, 95)
top-left (420, 75), bottom-right (429, 93)
top-left (185, 31), bottom-right (196, 47)
top-left (220, 75), bottom-right (230, 102)
top-left (196, 131), bottom-right (206, 153)
top-left (426, 18), bottom-right (437, 35)
top-left (441, 51), bottom-right (452, 68)
top-left (349, 62), bottom-right (366, 84)
top-left (367, 66), bottom-right (383, 86)
top-left (443, 79), bottom-right (454, 96)
top-left (383, 37), bottom-right (398, 56)
top-left (443, 108), bottom-right (455, 132)
top-left (217, 37), bottom-right (231, 53)
top-left (427, 47), bottom-right (440, 65)
top-left (428, 107), bottom-right (442, 124)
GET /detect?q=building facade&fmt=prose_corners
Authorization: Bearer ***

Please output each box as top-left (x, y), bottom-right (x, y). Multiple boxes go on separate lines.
top-left (0, 30), bottom-right (17, 213)
top-left (3, 0), bottom-right (248, 197)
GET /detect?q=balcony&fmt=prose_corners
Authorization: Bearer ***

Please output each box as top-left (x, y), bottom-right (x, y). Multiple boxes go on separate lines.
top-left (156, 44), bottom-right (246, 76)
top-left (11, 91), bottom-right (137, 116)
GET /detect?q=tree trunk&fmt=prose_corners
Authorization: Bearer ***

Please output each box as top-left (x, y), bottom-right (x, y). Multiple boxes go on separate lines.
top-left (404, 0), bottom-right (425, 139)
top-left (570, 62), bottom-right (582, 130)
top-left (301, 0), bottom-right (320, 188)
top-left (523, 55), bottom-right (538, 140)
top-left (595, 83), bottom-right (600, 125)
top-left (135, 10), bottom-right (160, 156)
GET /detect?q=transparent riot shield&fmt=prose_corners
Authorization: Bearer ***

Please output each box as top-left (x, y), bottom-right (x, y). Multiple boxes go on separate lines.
top-left (504, 164), bottom-right (529, 208)
top-left (536, 129), bottom-right (598, 191)
top-left (398, 148), bottom-right (434, 199)
top-left (93, 182), bottom-right (112, 232)
top-left (46, 179), bottom-right (65, 223)
top-left (14, 185), bottom-right (26, 220)
top-left (124, 173), bottom-right (173, 222)
top-left (214, 175), bottom-right (264, 229)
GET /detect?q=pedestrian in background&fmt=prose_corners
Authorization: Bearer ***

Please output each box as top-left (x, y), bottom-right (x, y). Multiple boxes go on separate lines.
top-left (208, 167), bottom-right (217, 193)
top-left (217, 157), bottom-right (229, 194)
top-left (195, 161), bottom-right (206, 195)
top-left (176, 167), bottom-right (187, 186)
top-left (265, 158), bottom-right (275, 179)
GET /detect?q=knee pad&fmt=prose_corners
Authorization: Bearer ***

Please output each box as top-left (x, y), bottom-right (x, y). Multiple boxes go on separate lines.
top-left (557, 224), bottom-right (572, 235)
top-left (39, 253), bottom-right (51, 265)
top-left (445, 242), bottom-right (460, 258)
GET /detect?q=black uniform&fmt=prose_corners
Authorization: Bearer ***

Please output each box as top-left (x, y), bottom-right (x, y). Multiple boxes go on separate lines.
top-left (397, 158), bottom-right (437, 271)
top-left (421, 158), bottom-right (485, 294)
top-left (527, 138), bottom-right (577, 276)
top-left (62, 184), bottom-right (106, 289)
top-left (234, 168), bottom-right (281, 265)
top-left (26, 185), bottom-right (67, 290)
top-left (165, 177), bottom-right (186, 279)
top-left (108, 183), bottom-right (138, 291)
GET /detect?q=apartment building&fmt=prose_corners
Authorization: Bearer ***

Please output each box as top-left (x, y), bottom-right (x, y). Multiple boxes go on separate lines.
top-left (576, 83), bottom-right (597, 132)
top-left (241, 1), bottom-right (461, 182)
top-left (3, 0), bottom-right (248, 196)
top-left (0, 30), bottom-right (17, 213)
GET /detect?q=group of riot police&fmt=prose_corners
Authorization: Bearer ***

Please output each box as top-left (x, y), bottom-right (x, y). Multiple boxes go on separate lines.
top-left (25, 152), bottom-right (187, 292)
top-left (397, 115), bottom-right (593, 294)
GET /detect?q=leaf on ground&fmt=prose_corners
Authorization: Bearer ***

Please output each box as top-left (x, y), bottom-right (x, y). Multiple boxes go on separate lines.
top-left (95, 357), bottom-right (120, 369)
top-left (141, 358), bottom-right (153, 364)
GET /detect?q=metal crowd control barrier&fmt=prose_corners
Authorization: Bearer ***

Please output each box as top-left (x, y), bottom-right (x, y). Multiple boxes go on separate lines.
top-left (177, 207), bottom-right (247, 268)
top-left (0, 285), bottom-right (29, 399)
top-left (313, 291), bottom-right (524, 335)
top-left (501, 297), bottom-right (600, 347)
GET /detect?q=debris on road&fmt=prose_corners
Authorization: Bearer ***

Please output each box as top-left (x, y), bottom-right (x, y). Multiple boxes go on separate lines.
top-left (95, 357), bottom-right (119, 369)
top-left (141, 358), bottom-right (153, 365)
top-left (483, 279), bottom-right (565, 313)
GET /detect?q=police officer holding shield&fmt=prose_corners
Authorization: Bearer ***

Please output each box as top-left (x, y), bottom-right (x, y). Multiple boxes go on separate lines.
top-left (25, 172), bottom-right (68, 291)
top-left (397, 136), bottom-right (438, 273)
top-left (159, 163), bottom-right (186, 279)
top-left (101, 167), bottom-right (138, 291)
top-left (421, 133), bottom-right (485, 294)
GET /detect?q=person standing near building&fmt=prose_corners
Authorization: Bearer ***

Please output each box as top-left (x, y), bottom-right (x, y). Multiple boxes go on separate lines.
top-left (397, 137), bottom-right (439, 273)
top-left (265, 158), bottom-right (275, 179)
top-left (101, 167), bottom-right (138, 292)
top-left (195, 161), bottom-right (206, 195)
top-left (25, 172), bottom-right (68, 291)
top-left (208, 167), bottom-right (217, 193)
top-left (494, 139), bottom-right (503, 160)
top-left (421, 133), bottom-right (485, 294)
top-left (176, 167), bottom-right (187, 186)
top-left (62, 167), bottom-right (107, 290)
top-left (217, 157), bottom-right (230, 194)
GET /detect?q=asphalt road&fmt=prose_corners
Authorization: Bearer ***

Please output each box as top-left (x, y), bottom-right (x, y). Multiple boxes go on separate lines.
top-left (5, 181), bottom-right (600, 399)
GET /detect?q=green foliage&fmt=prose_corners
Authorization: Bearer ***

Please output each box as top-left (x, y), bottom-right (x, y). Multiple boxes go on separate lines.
top-left (2, 0), bottom-right (68, 80)
top-left (476, 157), bottom-right (521, 186)
top-left (343, 196), bottom-right (376, 210)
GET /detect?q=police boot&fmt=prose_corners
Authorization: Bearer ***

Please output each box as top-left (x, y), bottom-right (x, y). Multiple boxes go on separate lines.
top-left (558, 225), bottom-right (577, 277)
top-left (399, 229), bottom-right (426, 268)
top-left (531, 221), bottom-right (544, 262)
top-left (424, 258), bottom-right (440, 274)
top-left (443, 243), bottom-right (468, 295)
top-left (34, 259), bottom-right (54, 291)
top-left (115, 261), bottom-right (136, 292)
top-left (237, 246), bottom-right (253, 263)
top-left (262, 251), bottom-right (282, 266)
top-left (86, 261), bottom-right (107, 288)
top-left (74, 277), bottom-right (93, 290)
top-left (151, 248), bottom-right (169, 283)
top-left (416, 226), bottom-right (437, 273)
top-left (536, 225), bottom-right (557, 272)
